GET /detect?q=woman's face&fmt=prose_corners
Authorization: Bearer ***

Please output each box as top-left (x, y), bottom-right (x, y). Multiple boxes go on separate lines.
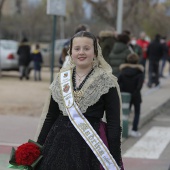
top-left (71, 37), bottom-right (95, 69)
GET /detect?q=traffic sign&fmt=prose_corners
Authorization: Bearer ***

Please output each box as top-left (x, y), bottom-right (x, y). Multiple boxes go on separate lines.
top-left (47, 0), bottom-right (66, 16)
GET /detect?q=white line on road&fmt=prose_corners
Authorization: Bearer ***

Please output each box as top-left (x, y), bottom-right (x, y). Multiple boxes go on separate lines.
top-left (0, 143), bottom-right (19, 147)
top-left (123, 126), bottom-right (170, 159)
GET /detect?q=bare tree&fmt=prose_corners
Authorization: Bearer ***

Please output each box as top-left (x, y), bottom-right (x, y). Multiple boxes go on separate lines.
top-left (85, 0), bottom-right (170, 37)
top-left (0, 0), bottom-right (5, 22)
top-left (85, 0), bottom-right (138, 25)
top-left (1, 0), bottom-right (170, 41)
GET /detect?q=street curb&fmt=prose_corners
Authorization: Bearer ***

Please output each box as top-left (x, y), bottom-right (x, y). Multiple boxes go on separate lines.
top-left (121, 97), bottom-right (170, 142)
top-left (138, 98), bottom-right (170, 128)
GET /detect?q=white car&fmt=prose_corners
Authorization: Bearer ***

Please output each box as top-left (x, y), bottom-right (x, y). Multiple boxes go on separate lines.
top-left (0, 40), bottom-right (19, 71)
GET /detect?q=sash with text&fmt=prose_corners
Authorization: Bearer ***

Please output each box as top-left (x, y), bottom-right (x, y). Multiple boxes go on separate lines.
top-left (60, 70), bottom-right (120, 170)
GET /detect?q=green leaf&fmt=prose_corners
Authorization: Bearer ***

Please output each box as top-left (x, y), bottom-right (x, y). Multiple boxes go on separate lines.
top-left (28, 139), bottom-right (43, 150)
top-left (9, 147), bottom-right (16, 164)
top-left (8, 164), bottom-right (29, 169)
top-left (31, 155), bottom-right (43, 168)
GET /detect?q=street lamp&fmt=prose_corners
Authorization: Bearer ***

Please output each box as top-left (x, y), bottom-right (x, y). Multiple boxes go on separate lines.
top-left (116, 0), bottom-right (123, 34)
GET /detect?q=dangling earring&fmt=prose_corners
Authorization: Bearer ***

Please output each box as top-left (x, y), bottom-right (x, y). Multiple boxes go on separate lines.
top-left (92, 57), bottom-right (98, 68)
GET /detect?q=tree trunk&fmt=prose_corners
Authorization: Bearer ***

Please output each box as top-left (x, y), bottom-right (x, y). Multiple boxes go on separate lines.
top-left (0, 0), bottom-right (6, 23)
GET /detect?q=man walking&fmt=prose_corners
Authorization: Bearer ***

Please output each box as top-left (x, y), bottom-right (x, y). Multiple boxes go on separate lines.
top-left (147, 34), bottom-right (163, 88)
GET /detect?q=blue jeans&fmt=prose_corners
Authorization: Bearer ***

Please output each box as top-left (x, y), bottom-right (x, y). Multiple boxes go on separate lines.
top-left (130, 102), bottom-right (141, 131)
top-left (159, 56), bottom-right (167, 76)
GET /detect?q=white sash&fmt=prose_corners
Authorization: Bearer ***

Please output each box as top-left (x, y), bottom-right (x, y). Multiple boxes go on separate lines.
top-left (60, 70), bottom-right (120, 170)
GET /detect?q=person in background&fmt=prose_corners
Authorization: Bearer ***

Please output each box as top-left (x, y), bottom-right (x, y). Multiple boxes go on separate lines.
top-left (17, 37), bottom-right (31, 80)
top-left (147, 34), bottom-right (163, 88)
top-left (159, 36), bottom-right (168, 78)
top-left (122, 30), bottom-right (131, 37)
top-left (109, 33), bottom-right (131, 77)
top-left (118, 53), bottom-right (144, 137)
top-left (130, 36), bottom-right (143, 59)
top-left (61, 45), bottom-right (69, 68)
top-left (99, 29), bottom-right (117, 63)
top-left (167, 39), bottom-right (170, 75)
top-left (35, 31), bottom-right (124, 170)
top-left (137, 32), bottom-right (149, 70)
top-left (31, 44), bottom-right (43, 81)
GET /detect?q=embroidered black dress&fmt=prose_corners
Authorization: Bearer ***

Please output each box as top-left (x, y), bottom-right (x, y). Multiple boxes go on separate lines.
top-left (36, 69), bottom-right (122, 170)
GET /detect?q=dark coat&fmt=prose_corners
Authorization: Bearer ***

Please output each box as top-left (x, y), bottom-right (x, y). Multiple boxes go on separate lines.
top-left (130, 44), bottom-right (143, 58)
top-left (147, 38), bottom-right (163, 61)
top-left (109, 42), bottom-right (131, 77)
top-left (17, 43), bottom-right (31, 66)
top-left (118, 63), bottom-right (144, 104)
top-left (99, 31), bottom-right (117, 63)
top-left (31, 50), bottom-right (43, 71)
top-left (162, 43), bottom-right (169, 58)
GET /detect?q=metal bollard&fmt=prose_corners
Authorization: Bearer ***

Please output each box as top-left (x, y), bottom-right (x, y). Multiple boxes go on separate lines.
top-left (121, 92), bottom-right (131, 138)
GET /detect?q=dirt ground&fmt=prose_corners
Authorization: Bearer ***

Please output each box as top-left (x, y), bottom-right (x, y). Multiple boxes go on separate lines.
top-left (0, 68), bottom-right (59, 117)
top-left (0, 61), bottom-right (169, 117)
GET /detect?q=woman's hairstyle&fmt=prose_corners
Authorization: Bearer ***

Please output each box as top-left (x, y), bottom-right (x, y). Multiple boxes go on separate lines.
top-left (75, 24), bottom-right (88, 34)
top-left (122, 30), bottom-right (131, 36)
top-left (117, 33), bottom-right (130, 44)
top-left (127, 53), bottom-right (139, 64)
top-left (69, 31), bottom-right (98, 56)
top-left (62, 47), bottom-right (69, 61)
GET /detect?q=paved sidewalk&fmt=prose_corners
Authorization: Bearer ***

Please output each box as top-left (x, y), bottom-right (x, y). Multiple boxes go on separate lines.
top-left (138, 75), bottom-right (170, 128)
top-left (0, 71), bottom-right (170, 169)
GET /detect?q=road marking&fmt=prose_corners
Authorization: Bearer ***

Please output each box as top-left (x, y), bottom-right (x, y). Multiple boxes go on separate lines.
top-left (0, 143), bottom-right (19, 147)
top-left (123, 126), bottom-right (170, 159)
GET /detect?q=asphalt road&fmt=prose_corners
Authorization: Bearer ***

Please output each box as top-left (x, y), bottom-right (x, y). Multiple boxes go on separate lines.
top-left (122, 100), bottom-right (170, 170)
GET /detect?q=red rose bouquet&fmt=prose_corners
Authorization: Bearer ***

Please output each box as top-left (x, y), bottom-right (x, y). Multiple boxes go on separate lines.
top-left (8, 139), bottom-right (43, 170)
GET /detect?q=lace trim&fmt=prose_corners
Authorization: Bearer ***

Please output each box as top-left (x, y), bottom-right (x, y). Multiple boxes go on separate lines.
top-left (49, 67), bottom-right (116, 115)
top-left (49, 74), bottom-right (66, 115)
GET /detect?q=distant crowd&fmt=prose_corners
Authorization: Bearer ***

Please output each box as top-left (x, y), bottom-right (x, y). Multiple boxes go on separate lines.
top-left (17, 38), bottom-right (43, 81)
top-left (59, 24), bottom-right (170, 89)
top-left (16, 24), bottom-right (170, 138)
top-left (57, 24), bottom-right (170, 137)
top-left (17, 24), bottom-right (170, 87)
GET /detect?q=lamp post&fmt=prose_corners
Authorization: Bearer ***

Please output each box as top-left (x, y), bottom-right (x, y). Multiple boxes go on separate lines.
top-left (116, 0), bottom-right (123, 34)
top-left (47, 0), bottom-right (66, 83)
top-left (50, 15), bottom-right (57, 83)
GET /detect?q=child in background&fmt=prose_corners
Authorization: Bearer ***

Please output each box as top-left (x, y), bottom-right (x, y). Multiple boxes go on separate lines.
top-left (118, 53), bottom-right (144, 137)
top-left (31, 44), bottom-right (43, 81)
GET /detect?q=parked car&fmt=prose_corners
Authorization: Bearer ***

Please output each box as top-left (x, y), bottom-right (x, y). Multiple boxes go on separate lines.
top-left (0, 40), bottom-right (19, 71)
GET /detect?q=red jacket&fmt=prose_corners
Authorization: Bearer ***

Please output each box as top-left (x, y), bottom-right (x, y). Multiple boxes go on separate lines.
top-left (167, 41), bottom-right (170, 57)
top-left (137, 39), bottom-right (149, 59)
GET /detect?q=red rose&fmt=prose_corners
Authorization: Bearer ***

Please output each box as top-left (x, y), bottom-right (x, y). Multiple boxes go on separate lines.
top-left (15, 143), bottom-right (41, 165)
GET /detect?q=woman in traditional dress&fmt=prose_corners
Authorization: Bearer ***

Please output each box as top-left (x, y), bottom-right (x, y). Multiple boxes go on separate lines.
top-left (35, 31), bottom-right (124, 170)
